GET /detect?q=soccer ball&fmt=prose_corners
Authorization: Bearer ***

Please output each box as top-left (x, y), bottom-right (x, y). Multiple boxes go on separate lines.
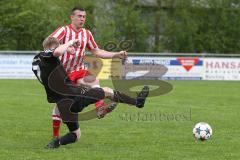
top-left (193, 122), bottom-right (212, 141)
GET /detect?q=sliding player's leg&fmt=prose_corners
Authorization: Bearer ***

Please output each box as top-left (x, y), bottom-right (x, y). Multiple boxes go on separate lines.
top-left (73, 72), bottom-right (116, 118)
top-left (83, 86), bottom-right (150, 108)
top-left (46, 98), bottom-right (92, 149)
top-left (76, 72), bottom-right (104, 109)
top-left (50, 71), bottom-right (104, 138)
top-left (45, 121), bottom-right (80, 149)
top-left (101, 86), bottom-right (150, 108)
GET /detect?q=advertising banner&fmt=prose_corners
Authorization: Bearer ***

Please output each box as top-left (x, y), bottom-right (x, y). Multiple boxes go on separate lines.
top-left (125, 57), bottom-right (203, 80)
top-left (204, 58), bottom-right (240, 80)
top-left (0, 54), bottom-right (35, 79)
top-left (1, 54), bottom-right (240, 81)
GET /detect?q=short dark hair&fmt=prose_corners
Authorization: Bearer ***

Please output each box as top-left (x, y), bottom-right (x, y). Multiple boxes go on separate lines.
top-left (71, 6), bottom-right (85, 15)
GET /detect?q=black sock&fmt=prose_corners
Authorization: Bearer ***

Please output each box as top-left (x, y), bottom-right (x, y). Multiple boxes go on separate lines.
top-left (112, 91), bottom-right (136, 105)
top-left (59, 132), bottom-right (77, 145)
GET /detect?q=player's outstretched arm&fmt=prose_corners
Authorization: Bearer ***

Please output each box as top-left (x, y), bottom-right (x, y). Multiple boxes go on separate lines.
top-left (90, 49), bottom-right (127, 59)
top-left (53, 39), bottom-right (80, 57)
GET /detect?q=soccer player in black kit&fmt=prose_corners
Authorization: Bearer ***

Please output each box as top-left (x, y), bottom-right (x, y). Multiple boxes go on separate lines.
top-left (32, 37), bottom-right (149, 149)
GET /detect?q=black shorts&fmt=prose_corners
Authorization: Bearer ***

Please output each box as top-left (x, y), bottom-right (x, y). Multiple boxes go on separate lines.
top-left (57, 87), bottom-right (105, 132)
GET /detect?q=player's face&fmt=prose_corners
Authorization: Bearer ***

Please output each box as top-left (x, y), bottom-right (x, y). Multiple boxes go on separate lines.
top-left (71, 10), bottom-right (86, 29)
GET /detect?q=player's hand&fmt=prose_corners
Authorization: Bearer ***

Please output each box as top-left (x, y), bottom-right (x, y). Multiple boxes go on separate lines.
top-left (114, 50), bottom-right (128, 59)
top-left (69, 39), bottom-right (80, 48)
top-left (67, 46), bottom-right (75, 55)
top-left (67, 39), bottom-right (80, 54)
top-left (72, 39), bottom-right (80, 48)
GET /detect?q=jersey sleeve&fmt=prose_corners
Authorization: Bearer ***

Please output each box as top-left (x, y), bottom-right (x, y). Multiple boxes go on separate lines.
top-left (86, 30), bottom-right (98, 51)
top-left (49, 26), bottom-right (66, 41)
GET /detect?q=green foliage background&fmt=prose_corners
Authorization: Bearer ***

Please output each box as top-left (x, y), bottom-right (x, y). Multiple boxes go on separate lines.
top-left (0, 0), bottom-right (239, 53)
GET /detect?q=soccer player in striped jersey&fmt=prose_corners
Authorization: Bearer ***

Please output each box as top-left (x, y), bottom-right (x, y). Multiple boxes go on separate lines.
top-left (48, 6), bottom-right (128, 138)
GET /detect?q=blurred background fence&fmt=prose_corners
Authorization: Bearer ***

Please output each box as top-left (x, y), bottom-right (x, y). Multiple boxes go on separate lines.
top-left (1, 51), bottom-right (240, 81)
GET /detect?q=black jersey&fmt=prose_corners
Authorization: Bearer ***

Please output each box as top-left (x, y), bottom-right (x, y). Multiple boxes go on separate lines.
top-left (32, 50), bottom-right (66, 103)
top-left (32, 50), bottom-right (105, 111)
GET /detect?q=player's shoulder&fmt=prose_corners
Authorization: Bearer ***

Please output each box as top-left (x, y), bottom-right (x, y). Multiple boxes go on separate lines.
top-left (55, 26), bottom-right (67, 32)
top-left (85, 29), bottom-right (92, 34)
top-left (84, 29), bottom-right (93, 37)
top-left (59, 25), bottom-right (68, 29)
top-left (35, 50), bottom-right (54, 58)
top-left (43, 50), bottom-right (55, 57)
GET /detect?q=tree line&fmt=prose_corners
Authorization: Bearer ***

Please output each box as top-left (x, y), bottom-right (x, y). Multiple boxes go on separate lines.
top-left (0, 0), bottom-right (239, 53)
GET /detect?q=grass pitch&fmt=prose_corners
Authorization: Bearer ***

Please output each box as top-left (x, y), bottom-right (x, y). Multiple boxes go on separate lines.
top-left (0, 80), bottom-right (239, 160)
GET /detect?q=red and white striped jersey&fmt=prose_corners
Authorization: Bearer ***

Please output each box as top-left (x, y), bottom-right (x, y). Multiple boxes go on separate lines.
top-left (49, 24), bottom-right (98, 73)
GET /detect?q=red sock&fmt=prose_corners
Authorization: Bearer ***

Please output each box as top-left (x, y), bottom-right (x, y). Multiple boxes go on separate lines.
top-left (95, 100), bottom-right (104, 109)
top-left (52, 119), bottom-right (61, 138)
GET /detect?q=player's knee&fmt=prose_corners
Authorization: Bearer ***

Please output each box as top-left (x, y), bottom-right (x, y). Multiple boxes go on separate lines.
top-left (77, 76), bottom-right (99, 87)
top-left (102, 87), bottom-right (111, 92)
top-left (102, 87), bottom-right (114, 97)
top-left (83, 75), bottom-right (98, 83)
top-left (93, 77), bottom-right (99, 84)
top-left (73, 128), bottom-right (81, 141)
